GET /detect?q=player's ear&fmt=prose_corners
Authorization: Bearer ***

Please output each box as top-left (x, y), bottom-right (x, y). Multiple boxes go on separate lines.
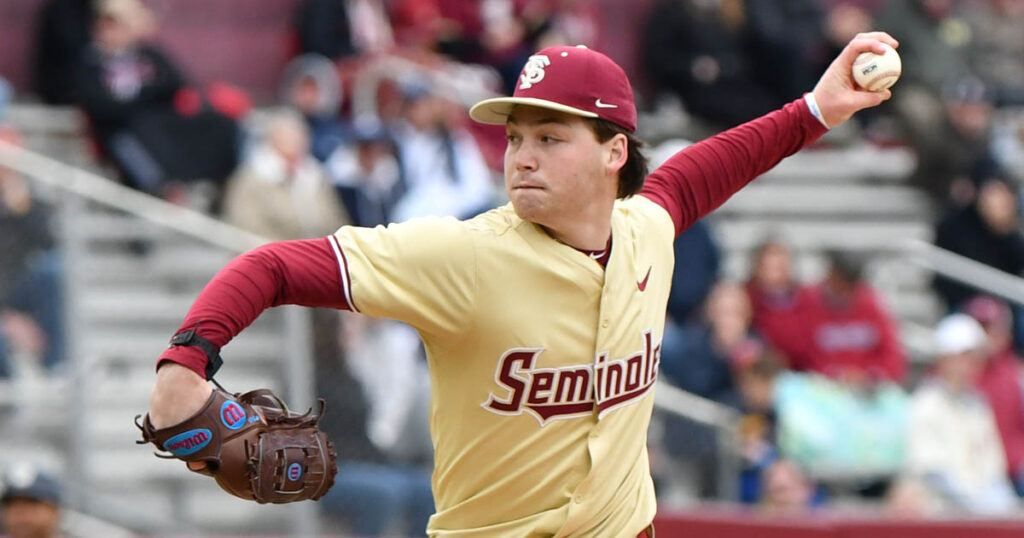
top-left (604, 133), bottom-right (628, 175)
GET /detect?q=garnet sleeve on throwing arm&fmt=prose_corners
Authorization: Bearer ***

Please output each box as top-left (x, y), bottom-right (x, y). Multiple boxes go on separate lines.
top-left (640, 97), bottom-right (828, 236)
top-left (158, 238), bottom-right (349, 378)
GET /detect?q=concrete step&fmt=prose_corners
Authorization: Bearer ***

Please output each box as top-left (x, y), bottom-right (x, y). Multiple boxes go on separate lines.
top-left (76, 212), bottom-right (168, 243)
top-left (711, 219), bottom-right (932, 252)
top-left (760, 144), bottom-right (917, 183)
top-left (78, 288), bottom-right (289, 330)
top-left (79, 328), bottom-right (288, 364)
top-left (85, 450), bottom-right (306, 532)
top-left (77, 250), bottom-right (229, 288)
top-left (717, 183), bottom-right (932, 218)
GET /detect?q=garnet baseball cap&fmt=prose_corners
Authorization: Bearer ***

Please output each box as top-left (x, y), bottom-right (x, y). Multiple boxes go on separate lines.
top-left (470, 45), bottom-right (637, 132)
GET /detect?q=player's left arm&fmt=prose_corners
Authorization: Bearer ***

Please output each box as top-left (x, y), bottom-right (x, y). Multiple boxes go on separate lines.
top-left (642, 32), bottom-right (898, 235)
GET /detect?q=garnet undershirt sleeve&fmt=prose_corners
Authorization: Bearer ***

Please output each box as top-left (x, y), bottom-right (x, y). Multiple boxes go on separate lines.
top-left (157, 238), bottom-right (347, 378)
top-left (640, 97), bottom-right (828, 236)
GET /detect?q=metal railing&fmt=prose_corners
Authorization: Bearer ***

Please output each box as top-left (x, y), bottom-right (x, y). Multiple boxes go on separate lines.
top-left (0, 139), bottom-right (318, 536)
top-left (903, 238), bottom-right (1024, 307)
top-left (653, 381), bottom-right (742, 501)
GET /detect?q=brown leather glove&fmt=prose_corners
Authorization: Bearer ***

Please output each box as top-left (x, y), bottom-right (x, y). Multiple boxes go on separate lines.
top-left (136, 388), bottom-right (338, 503)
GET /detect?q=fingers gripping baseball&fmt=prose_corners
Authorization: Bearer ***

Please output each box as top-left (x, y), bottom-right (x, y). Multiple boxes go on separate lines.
top-left (812, 32), bottom-right (899, 128)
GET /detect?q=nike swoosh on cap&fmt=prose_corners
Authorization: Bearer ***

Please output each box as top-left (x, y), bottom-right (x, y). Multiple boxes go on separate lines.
top-left (595, 99), bottom-right (618, 109)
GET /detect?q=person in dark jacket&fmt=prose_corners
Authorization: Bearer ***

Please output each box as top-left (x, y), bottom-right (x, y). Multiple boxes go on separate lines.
top-left (73, 0), bottom-right (240, 198)
top-left (31, 0), bottom-right (96, 105)
top-left (933, 170), bottom-right (1024, 312)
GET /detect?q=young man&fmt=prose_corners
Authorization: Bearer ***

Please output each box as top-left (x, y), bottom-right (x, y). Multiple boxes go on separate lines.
top-left (905, 313), bottom-right (1018, 514)
top-left (148, 34), bottom-right (898, 536)
top-left (1, 464), bottom-right (64, 538)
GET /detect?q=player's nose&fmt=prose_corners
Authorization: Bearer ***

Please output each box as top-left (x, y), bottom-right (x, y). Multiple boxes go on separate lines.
top-left (510, 145), bottom-right (538, 172)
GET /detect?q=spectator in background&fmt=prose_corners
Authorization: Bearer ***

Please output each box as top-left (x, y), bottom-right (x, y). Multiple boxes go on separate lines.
top-left (32, 0), bottom-right (96, 105)
top-left (222, 110), bottom-right (349, 241)
top-left (292, 0), bottom-right (394, 60)
top-left (665, 220), bottom-right (721, 326)
top-left (388, 77), bottom-right (497, 222)
top-left (74, 0), bottom-right (240, 200)
top-left (745, 237), bottom-right (810, 367)
top-left (933, 168), bottom-right (1024, 312)
top-left (326, 119), bottom-right (405, 227)
top-left (733, 345), bottom-right (785, 504)
top-left (759, 459), bottom-right (816, 515)
top-left (280, 54), bottom-right (347, 163)
top-left (641, 0), bottom-right (784, 131)
top-left (0, 463), bottom-right (64, 538)
top-left (659, 281), bottom-right (752, 499)
top-left (958, 0), bottom-right (1024, 106)
top-left (905, 313), bottom-right (1019, 515)
top-left (0, 127), bottom-right (64, 378)
top-left (874, 0), bottom-right (989, 202)
top-left (800, 250), bottom-right (905, 385)
top-left (315, 311), bottom-right (435, 537)
top-left (662, 281), bottom-right (754, 409)
top-left (646, 139), bottom-right (720, 327)
top-left (911, 77), bottom-right (1000, 205)
top-left (874, 0), bottom-right (972, 91)
top-left (884, 476), bottom-right (937, 519)
top-left (964, 295), bottom-right (1024, 497)
top-left (530, 0), bottom-right (602, 51)
top-left (741, 0), bottom-right (828, 105)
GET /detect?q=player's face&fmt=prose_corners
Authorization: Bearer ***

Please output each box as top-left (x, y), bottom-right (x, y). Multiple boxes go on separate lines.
top-left (503, 106), bottom-right (619, 237)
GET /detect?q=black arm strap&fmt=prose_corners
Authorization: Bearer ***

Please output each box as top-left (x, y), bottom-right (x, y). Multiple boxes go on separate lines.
top-left (169, 329), bottom-right (224, 380)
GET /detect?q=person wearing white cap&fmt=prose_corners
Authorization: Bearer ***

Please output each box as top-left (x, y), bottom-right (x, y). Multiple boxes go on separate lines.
top-left (903, 314), bottom-right (1019, 515)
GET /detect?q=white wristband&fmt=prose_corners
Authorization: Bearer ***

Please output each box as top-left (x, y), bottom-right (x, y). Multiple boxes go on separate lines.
top-left (803, 93), bottom-right (830, 129)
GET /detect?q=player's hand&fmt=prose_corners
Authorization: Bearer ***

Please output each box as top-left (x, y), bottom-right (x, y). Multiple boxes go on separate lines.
top-left (149, 362), bottom-right (213, 471)
top-left (811, 32), bottom-right (899, 128)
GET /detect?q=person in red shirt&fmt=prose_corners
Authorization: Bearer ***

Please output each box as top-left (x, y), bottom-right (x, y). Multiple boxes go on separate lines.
top-left (965, 294), bottom-right (1024, 497)
top-left (745, 238), bottom-right (811, 368)
top-left (800, 250), bottom-right (905, 384)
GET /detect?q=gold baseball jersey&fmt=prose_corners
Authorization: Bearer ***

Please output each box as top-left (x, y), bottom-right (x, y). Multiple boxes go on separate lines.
top-left (330, 195), bottom-right (675, 537)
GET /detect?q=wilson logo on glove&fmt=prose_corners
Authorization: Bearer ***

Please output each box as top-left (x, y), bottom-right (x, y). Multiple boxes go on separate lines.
top-left (220, 400), bottom-right (246, 430)
top-left (287, 463), bottom-right (303, 482)
top-left (135, 387), bottom-right (338, 504)
top-left (163, 428), bottom-right (212, 456)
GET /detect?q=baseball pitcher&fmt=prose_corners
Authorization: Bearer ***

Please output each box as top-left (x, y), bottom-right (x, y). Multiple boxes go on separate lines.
top-left (143, 33), bottom-right (899, 536)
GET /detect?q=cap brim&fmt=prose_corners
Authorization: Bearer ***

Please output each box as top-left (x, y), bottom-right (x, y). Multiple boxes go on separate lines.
top-left (469, 97), bottom-right (598, 125)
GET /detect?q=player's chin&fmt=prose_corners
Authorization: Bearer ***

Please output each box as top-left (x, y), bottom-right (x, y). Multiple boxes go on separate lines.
top-left (509, 192), bottom-right (549, 222)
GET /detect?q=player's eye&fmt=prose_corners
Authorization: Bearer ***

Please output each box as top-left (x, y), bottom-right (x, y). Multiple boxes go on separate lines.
top-left (539, 135), bottom-right (559, 144)
top-left (505, 133), bottom-right (521, 144)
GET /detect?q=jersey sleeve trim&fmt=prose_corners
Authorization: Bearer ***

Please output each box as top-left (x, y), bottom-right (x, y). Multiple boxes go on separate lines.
top-left (328, 233), bottom-right (359, 313)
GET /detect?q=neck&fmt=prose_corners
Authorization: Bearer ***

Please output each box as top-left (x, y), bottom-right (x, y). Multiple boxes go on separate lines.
top-left (539, 193), bottom-right (615, 250)
top-left (543, 218), bottom-right (612, 251)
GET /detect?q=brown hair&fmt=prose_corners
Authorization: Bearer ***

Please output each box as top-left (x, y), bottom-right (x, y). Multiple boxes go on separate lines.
top-left (586, 118), bottom-right (649, 198)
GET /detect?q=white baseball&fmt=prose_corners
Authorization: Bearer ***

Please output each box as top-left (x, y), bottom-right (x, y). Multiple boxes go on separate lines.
top-left (851, 43), bottom-right (901, 92)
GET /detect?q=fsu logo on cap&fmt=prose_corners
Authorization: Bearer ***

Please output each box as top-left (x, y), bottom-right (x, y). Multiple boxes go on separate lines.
top-left (519, 54), bottom-right (551, 90)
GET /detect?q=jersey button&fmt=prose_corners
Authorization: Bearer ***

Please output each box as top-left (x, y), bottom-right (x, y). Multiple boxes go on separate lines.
top-left (601, 319), bottom-right (609, 328)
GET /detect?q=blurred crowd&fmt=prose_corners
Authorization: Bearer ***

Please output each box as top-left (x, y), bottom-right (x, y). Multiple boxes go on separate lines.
top-left (1, 0), bottom-right (1024, 535)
